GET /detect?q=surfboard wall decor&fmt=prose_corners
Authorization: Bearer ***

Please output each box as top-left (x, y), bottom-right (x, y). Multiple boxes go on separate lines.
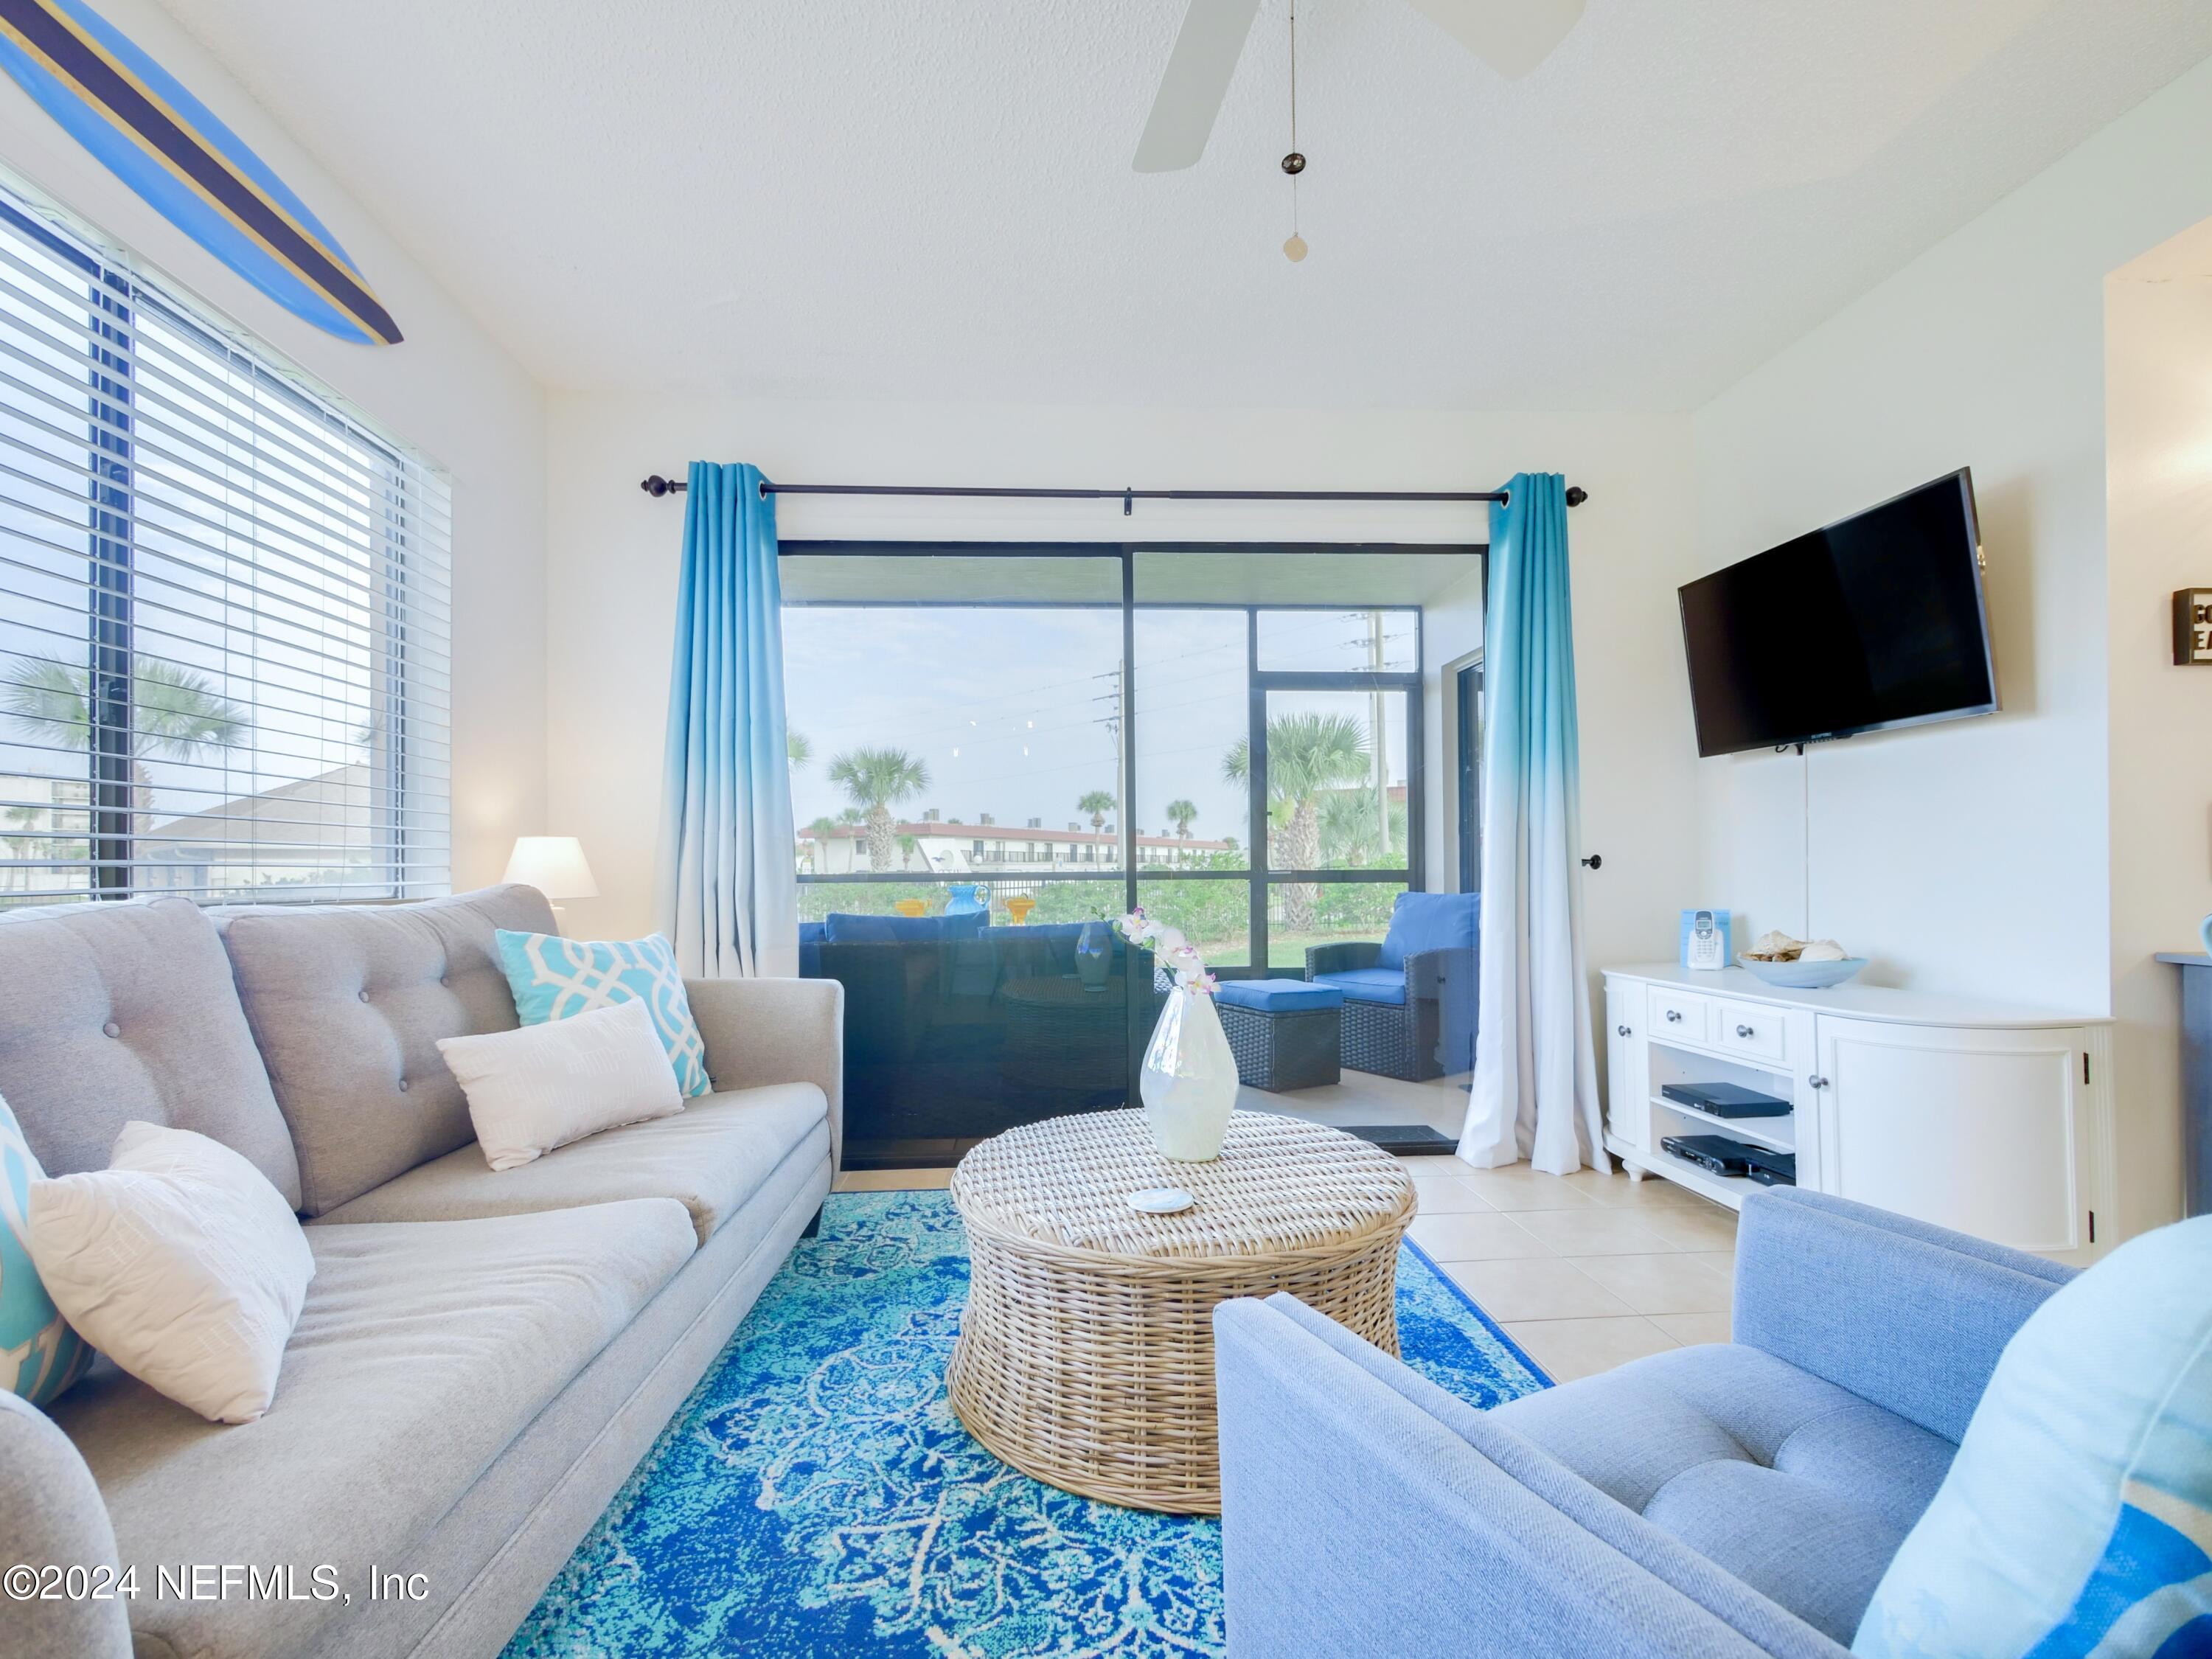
top-left (0, 0), bottom-right (402, 344)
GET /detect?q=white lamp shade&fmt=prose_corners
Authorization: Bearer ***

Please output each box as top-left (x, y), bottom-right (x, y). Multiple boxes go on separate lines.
top-left (502, 836), bottom-right (599, 901)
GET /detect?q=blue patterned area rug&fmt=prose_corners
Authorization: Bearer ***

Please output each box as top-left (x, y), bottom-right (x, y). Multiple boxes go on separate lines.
top-left (505, 1189), bottom-right (1548, 1658)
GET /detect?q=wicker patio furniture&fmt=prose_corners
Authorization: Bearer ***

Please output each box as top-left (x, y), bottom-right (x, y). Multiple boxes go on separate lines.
top-left (945, 1108), bottom-right (1414, 1514)
top-left (1212, 978), bottom-right (1344, 1091)
top-left (998, 974), bottom-right (1127, 1091)
top-left (1304, 892), bottom-right (1481, 1082)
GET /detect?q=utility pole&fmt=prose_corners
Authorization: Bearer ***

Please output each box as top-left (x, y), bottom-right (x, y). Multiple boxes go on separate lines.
top-left (1368, 611), bottom-right (1389, 859)
top-left (1092, 662), bottom-right (1126, 866)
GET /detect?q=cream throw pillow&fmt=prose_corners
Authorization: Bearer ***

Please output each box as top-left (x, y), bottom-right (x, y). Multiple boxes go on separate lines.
top-left (27, 1122), bottom-right (315, 1425)
top-left (438, 995), bottom-right (684, 1172)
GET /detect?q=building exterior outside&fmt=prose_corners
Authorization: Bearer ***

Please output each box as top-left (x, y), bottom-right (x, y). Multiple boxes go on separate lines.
top-left (800, 815), bottom-right (1233, 876)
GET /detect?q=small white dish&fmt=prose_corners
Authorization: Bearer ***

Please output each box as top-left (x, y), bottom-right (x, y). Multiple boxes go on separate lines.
top-left (1128, 1187), bottom-right (1194, 1215)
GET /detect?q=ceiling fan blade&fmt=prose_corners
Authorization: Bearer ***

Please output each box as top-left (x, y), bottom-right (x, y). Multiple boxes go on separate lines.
top-left (1133, 0), bottom-right (1265, 173)
top-left (1402, 0), bottom-right (1585, 79)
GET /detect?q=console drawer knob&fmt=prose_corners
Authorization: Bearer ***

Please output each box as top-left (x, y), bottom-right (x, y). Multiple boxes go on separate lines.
top-left (1736, 1023), bottom-right (1755, 1038)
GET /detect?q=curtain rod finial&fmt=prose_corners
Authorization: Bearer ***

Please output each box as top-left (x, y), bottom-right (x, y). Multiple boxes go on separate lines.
top-left (640, 473), bottom-right (681, 497)
top-left (1565, 486), bottom-right (1587, 507)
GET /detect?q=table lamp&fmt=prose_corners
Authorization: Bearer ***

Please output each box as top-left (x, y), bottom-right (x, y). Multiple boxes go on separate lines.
top-left (502, 836), bottom-right (598, 928)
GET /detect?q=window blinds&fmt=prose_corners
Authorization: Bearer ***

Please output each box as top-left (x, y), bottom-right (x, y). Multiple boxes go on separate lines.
top-left (0, 186), bottom-right (451, 907)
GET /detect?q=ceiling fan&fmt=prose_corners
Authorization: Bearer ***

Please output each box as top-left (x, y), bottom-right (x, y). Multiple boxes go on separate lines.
top-left (1133, 0), bottom-right (1586, 173)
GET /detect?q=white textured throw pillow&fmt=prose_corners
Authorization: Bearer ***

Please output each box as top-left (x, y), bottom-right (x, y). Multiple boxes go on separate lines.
top-left (27, 1122), bottom-right (315, 1425)
top-left (439, 995), bottom-right (684, 1172)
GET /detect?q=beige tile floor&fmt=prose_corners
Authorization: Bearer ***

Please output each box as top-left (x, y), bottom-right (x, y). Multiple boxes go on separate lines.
top-left (834, 1153), bottom-right (1737, 1384)
top-left (1402, 1158), bottom-right (1737, 1381)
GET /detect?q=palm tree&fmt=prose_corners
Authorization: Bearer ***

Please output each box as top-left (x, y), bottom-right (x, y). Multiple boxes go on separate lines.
top-left (1, 655), bottom-right (249, 830)
top-left (897, 833), bottom-right (919, 871)
top-left (1318, 787), bottom-right (1405, 867)
top-left (787, 730), bottom-right (811, 768)
top-left (827, 747), bottom-right (930, 871)
top-left (1077, 788), bottom-right (1117, 866)
top-left (1163, 798), bottom-right (1198, 867)
top-left (801, 815), bottom-right (840, 873)
top-left (1224, 712), bottom-right (1368, 929)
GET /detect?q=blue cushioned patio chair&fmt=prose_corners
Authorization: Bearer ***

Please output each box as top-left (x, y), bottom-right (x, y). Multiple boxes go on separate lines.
top-left (1212, 1189), bottom-right (2076, 1658)
top-left (1303, 890), bottom-right (1478, 1081)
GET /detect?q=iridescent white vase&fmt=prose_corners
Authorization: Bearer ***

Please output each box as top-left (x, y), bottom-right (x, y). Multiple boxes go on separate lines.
top-left (1139, 984), bottom-right (1237, 1162)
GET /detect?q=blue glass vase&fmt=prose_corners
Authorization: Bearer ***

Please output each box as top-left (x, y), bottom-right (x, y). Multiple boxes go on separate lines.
top-left (1076, 920), bottom-right (1112, 992)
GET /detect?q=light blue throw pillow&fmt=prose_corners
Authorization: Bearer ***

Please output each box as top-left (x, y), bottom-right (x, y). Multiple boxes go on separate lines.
top-left (0, 1093), bottom-right (91, 1408)
top-left (495, 931), bottom-right (712, 1099)
top-left (1854, 1217), bottom-right (2212, 1659)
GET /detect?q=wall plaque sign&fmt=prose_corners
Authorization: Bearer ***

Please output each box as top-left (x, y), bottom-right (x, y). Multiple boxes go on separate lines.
top-left (2174, 591), bottom-right (2212, 665)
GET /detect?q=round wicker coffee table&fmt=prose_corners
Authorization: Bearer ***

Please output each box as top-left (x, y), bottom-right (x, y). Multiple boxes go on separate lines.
top-left (945, 1108), bottom-right (1415, 1514)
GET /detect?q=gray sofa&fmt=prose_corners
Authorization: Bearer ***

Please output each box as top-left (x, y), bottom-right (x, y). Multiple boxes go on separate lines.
top-left (1213, 1188), bottom-right (2075, 1657)
top-left (0, 886), bottom-right (844, 1659)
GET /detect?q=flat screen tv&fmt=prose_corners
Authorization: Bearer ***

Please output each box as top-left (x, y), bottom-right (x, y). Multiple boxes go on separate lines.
top-left (1678, 470), bottom-right (1997, 758)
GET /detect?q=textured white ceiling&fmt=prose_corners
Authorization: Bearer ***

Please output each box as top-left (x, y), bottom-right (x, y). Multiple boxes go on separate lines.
top-left (152, 0), bottom-right (2212, 409)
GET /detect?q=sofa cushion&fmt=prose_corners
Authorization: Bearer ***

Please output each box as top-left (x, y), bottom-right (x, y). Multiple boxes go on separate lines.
top-left (29, 1122), bottom-right (316, 1425)
top-left (214, 885), bottom-right (557, 1216)
top-left (49, 1200), bottom-right (694, 1659)
top-left (494, 928), bottom-right (713, 1097)
top-left (0, 1092), bottom-right (91, 1406)
top-left (1490, 1341), bottom-right (1954, 1645)
top-left (824, 909), bottom-right (990, 943)
top-left (0, 898), bottom-right (300, 1206)
top-left (1312, 967), bottom-right (1408, 1006)
top-left (1377, 891), bottom-right (1478, 972)
top-left (437, 998), bottom-right (684, 1171)
top-left (312, 1081), bottom-right (829, 1246)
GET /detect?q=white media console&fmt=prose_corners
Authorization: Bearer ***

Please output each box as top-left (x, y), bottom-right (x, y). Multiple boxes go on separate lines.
top-left (1602, 964), bottom-right (2115, 1264)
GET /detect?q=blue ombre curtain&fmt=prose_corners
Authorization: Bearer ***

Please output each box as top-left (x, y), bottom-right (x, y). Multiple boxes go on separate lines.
top-left (655, 462), bottom-right (799, 978)
top-left (1458, 473), bottom-right (1606, 1175)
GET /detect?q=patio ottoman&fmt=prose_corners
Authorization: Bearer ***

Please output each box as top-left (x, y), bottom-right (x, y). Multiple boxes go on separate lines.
top-left (1214, 979), bottom-right (1343, 1091)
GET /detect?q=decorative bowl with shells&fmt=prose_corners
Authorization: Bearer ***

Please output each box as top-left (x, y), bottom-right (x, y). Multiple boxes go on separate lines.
top-left (1736, 954), bottom-right (1868, 990)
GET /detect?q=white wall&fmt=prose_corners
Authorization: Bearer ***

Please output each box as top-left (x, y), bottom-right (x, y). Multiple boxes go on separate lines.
top-left (1690, 53), bottom-right (2212, 1235)
top-left (544, 394), bottom-right (1704, 1001)
top-left (2106, 221), bottom-right (2212, 1236)
top-left (1421, 560), bottom-right (1485, 892)
top-left (0, 0), bottom-right (549, 889)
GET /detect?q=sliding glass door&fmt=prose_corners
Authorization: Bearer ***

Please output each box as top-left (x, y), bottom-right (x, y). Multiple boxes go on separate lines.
top-left (779, 549), bottom-right (1138, 1157)
top-left (780, 541), bottom-right (1478, 1160)
top-left (1133, 549), bottom-right (1430, 977)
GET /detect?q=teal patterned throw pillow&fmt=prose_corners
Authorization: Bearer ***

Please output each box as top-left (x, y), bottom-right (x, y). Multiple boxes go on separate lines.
top-left (495, 931), bottom-right (712, 1099)
top-left (0, 1092), bottom-right (91, 1407)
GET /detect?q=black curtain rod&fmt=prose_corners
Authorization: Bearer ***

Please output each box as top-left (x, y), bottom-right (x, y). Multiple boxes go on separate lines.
top-left (637, 476), bottom-right (1587, 512)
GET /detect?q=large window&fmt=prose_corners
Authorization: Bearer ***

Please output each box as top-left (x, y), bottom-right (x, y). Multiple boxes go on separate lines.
top-left (0, 184), bottom-right (450, 906)
top-left (782, 545), bottom-right (1470, 970)
top-left (779, 543), bottom-right (1475, 1156)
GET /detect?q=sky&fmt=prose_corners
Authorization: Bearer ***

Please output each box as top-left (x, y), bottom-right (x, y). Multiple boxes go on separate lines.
top-left (782, 603), bottom-right (1411, 843)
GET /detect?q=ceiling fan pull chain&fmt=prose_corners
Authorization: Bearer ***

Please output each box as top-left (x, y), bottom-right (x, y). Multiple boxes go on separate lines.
top-left (1283, 0), bottom-right (1309, 262)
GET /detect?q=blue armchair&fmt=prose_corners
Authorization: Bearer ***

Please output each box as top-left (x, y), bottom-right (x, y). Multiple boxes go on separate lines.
top-left (1304, 890), bottom-right (1478, 1080)
top-left (1212, 1189), bottom-right (2076, 1657)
